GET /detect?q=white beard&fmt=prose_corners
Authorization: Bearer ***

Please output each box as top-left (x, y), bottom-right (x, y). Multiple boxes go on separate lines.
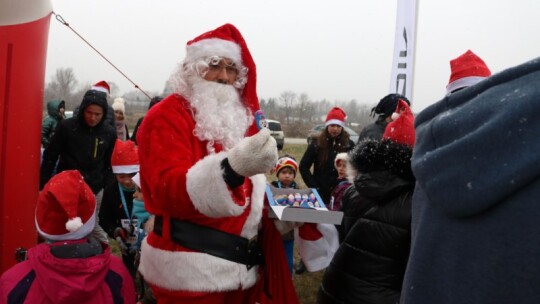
top-left (189, 77), bottom-right (253, 152)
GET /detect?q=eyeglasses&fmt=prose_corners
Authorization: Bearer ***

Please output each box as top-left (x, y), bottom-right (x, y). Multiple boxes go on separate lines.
top-left (206, 56), bottom-right (238, 76)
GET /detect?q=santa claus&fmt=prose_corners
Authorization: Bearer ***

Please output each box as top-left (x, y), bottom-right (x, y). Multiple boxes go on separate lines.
top-left (137, 24), bottom-right (300, 303)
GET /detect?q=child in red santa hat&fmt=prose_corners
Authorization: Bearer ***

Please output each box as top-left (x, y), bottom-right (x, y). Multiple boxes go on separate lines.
top-left (270, 155), bottom-right (299, 274)
top-left (0, 170), bottom-right (135, 303)
top-left (99, 139), bottom-right (141, 279)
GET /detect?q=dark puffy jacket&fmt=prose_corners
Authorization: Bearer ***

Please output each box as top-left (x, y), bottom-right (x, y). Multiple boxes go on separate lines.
top-left (357, 117), bottom-right (387, 143)
top-left (299, 133), bottom-right (354, 204)
top-left (40, 90), bottom-right (117, 193)
top-left (41, 99), bottom-right (65, 148)
top-left (318, 139), bottom-right (414, 304)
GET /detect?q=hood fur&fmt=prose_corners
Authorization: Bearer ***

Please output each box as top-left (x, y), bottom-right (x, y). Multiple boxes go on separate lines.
top-left (348, 138), bottom-right (414, 182)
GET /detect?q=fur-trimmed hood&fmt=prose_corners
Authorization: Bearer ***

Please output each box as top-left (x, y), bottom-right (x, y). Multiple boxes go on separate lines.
top-left (347, 138), bottom-right (414, 183)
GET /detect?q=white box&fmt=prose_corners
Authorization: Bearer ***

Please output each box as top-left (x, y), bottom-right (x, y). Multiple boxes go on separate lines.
top-left (265, 185), bottom-right (344, 225)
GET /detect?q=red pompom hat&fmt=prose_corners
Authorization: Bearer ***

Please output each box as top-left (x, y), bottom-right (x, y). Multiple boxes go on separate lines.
top-left (185, 23), bottom-right (260, 136)
top-left (383, 99), bottom-right (415, 147)
top-left (446, 50), bottom-right (491, 94)
top-left (111, 139), bottom-right (139, 174)
top-left (325, 107), bottom-right (347, 127)
top-left (91, 80), bottom-right (110, 95)
top-left (36, 170), bottom-right (96, 241)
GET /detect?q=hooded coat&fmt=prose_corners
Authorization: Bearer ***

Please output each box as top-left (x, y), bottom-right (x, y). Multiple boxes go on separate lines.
top-left (0, 240), bottom-right (135, 304)
top-left (400, 57), bottom-right (540, 303)
top-left (40, 90), bottom-right (117, 194)
top-left (318, 139), bottom-right (414, 304)
top-left (41, 99), bottom-right (65, 148)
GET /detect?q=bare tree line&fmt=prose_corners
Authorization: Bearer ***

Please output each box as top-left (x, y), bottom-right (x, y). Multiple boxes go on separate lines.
top-left (44, 68), bottom-right (377, 137)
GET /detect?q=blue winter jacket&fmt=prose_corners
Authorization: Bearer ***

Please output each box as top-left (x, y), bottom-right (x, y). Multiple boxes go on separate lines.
top-left (400, 57), bottom-right (540, 304)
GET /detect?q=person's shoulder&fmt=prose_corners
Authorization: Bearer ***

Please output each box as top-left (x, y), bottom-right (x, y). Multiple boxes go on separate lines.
top-left (0, 259), bottom-right (33, 285)
top-left (144, 94), bottom-right (195, 131)
top-left (146, 94), bottom-right (190, 117)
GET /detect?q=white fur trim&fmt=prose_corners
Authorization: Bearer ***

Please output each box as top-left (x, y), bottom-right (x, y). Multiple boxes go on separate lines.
top-left (186, 38), bottom-right (242, 65)
top-left (295, 223), bottom-right (339, 272)
top-left (138, 238), bottom-right (258, 291)
top-left (187, 152), bottom-right (246, 218)
top-left (446, 76), bottom-right (487, 94)
top-left (36, 209), bottom-right (96, 241)
top-left (65, 217), bottom-right (83, 232)
top-left (112, 164), bottom-right (140, 174)
top-left (91, 86), bottom-right (109, 94)
top-left (241, 175), bottom-right (266, 239)
top-left (325, 119), bottom-right (345, 127)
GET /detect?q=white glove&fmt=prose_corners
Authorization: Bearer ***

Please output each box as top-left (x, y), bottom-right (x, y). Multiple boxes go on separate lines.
top-left (228, 128), bottom-right (278, 177)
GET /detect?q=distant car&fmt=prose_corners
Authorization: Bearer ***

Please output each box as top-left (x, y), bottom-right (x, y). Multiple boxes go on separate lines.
top-left (64, 111), bottom-right (74, 118)
top-left (267, 119), bottom-right (284, 150)
top-left (306, 124), bottom-right (359, 144)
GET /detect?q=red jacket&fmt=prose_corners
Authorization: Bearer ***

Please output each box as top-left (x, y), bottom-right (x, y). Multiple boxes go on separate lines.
top-left (0, 240), bottom-right (135, 304)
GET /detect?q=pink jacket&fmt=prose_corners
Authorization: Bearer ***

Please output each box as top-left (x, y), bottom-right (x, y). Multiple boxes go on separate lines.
top-left (0, 239), bottom-right (135, 304)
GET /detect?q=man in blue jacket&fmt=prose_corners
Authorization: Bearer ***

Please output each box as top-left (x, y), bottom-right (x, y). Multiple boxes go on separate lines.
top-left (400, 57), bottom-right (540, 303)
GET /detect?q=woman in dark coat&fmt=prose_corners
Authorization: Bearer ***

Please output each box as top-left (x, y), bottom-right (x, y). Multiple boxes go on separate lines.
top-left (300, 107), bottom-right (355, 205)
top-left (317, 100), bottom-right (415, 304)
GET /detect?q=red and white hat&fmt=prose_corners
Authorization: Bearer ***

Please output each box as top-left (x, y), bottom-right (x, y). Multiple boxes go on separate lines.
top-left (111, 139), bottom-right (139, 174)
top-left (36, 170), bottom-right (96, 241)
top-left (91, 80), bottom-right (110, 95)
top-left (185, 24), bottom-right (260, 136)
top-left (325, 107), bottom-right (347, 127)
top-left (383, 99), bottom-right (415, 147)
top-left (274, 156), bottom-right (298, 177)
top-left (446, 50), bottom-right (491, 94)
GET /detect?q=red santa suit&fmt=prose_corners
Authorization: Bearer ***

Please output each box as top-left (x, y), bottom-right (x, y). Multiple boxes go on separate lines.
top-left (137, 93), bottom-right (266, 293)
top-left (137, 24), bottom-right (300, 303)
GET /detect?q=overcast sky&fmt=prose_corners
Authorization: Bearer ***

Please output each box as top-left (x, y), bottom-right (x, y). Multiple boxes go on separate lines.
top-left (45, 0), bottom-right (540, 112)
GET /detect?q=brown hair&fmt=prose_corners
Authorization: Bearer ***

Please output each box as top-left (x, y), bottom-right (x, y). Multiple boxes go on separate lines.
top-left (317, 127), bottom-right (350, 165)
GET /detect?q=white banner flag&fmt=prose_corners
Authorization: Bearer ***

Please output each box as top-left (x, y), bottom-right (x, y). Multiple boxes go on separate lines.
top-left (389, 0), bottom-right (418, 100)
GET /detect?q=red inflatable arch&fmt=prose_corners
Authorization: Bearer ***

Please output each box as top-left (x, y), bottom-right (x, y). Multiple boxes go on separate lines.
top-left (0, 0), bottom-right (52, 272)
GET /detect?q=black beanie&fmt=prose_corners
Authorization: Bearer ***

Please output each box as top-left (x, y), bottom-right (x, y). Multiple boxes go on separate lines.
top-left (371, 93), bottom-right (410, 118)
top-left (149, 96), bottom-right (163, 110)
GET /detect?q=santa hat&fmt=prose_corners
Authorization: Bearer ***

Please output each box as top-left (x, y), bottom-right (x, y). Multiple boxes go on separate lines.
top-left (185, 24), bottom-right (260, 136)
top-left (112, 97), bottom-right (126, 114)
top-left (383, 99), bottom-right (415, 147)
top-left (446, 50), bottom-right (491, 94)
top-left (111, 139), bottom-right (139, 174)
top-left (91, 80), bottom-right (110, 95)
top-left (334, 152), bottom-right (348, 168)
top-left (274, 156), bottom-right (298, 177)
top-left (36, 170), bottom-right (96, 241)
top-left (325, 107), bottom-right (347, 127)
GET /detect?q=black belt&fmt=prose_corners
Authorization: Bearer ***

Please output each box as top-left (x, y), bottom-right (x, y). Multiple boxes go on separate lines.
top-left (153, 216), bottom-right (264, 270)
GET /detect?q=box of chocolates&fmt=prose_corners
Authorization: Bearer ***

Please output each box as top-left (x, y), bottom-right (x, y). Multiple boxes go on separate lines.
top-left (265, 185), bottom-right (343, 225)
